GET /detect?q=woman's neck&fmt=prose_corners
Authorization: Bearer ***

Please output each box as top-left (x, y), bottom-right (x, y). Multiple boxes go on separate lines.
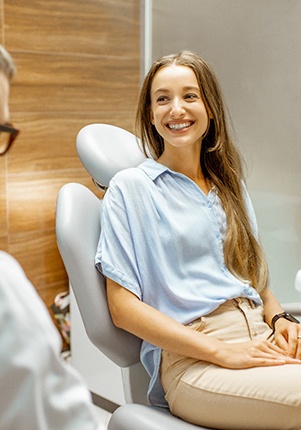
top-left (157, 146), bottom-right (210, 195)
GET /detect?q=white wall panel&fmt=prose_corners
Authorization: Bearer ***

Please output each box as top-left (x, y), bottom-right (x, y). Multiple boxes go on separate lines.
top-left (150, 0), bottom-right (301, 303)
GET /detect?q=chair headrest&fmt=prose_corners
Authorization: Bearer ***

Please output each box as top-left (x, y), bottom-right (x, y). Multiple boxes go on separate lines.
top-left (76, 124), bottom-right (146, 189)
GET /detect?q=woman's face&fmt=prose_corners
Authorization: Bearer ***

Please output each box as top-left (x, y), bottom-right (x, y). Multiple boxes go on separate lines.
top-left (150, 65), bottom-right (209, 154)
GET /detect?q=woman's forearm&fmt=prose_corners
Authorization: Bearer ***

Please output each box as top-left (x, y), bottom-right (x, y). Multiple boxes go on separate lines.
top-left (106, 277), bottom-right (221, 362)
top-left (261, 289), bottom-right (284, 328)
top-left (106, 279), bottom-right (299, 368)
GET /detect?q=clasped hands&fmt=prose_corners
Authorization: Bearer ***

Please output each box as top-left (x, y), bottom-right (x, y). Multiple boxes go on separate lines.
top-left (273, 318), bottom-right (301, 360)
top-left (215, 319), bottom-right (301, 370)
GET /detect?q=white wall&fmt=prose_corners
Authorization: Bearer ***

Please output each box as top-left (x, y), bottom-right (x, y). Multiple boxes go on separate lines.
top-left (150, 0), bottom-right (301, 303)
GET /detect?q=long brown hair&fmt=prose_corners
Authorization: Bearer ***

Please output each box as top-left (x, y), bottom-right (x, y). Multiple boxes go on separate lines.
top-left (135, 51), bottom-right (269, 294)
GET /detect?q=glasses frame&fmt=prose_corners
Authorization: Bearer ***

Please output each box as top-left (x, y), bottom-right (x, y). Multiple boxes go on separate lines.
top-left (0, 122), bottom-right (20, 155)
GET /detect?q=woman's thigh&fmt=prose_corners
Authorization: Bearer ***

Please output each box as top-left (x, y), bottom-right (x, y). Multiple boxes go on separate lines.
top-left (162, 359), bottom-right (301, 429)
top-left (160, 300), bottom-right (301, 430)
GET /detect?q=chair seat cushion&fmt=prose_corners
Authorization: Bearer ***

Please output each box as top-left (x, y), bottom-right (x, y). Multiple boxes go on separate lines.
top-left (108, 404), bottom-right (212, 430)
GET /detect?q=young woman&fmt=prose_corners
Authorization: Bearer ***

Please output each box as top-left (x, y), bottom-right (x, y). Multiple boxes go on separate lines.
top-left (95, 51), bottom-right (301, 429)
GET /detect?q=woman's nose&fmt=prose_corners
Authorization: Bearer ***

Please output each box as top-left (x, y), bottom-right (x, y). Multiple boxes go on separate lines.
top-left (170, 98), bottom-right (185, 117)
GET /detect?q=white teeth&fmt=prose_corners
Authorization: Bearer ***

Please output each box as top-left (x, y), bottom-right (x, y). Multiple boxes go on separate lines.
top-left (168, 122), bottom-right (191, 130)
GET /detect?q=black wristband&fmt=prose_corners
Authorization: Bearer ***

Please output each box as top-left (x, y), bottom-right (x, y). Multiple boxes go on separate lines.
top-left (271, 312), bottom-right (300, 333)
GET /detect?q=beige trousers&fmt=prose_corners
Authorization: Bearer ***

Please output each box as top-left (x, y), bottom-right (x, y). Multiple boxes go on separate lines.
top-left (160, 298), bottom-right (301, 430)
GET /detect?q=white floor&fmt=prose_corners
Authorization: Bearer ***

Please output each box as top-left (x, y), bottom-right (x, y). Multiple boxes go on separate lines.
top-left (92, 404), bottom-right (112, 430)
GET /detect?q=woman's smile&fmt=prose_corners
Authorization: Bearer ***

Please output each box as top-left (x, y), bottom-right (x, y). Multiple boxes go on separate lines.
top-left (165, 120), bottom-right (195, 132)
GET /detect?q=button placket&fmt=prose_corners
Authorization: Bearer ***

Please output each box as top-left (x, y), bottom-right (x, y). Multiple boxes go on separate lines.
top-left (208, 193), bottom-right (226, 272)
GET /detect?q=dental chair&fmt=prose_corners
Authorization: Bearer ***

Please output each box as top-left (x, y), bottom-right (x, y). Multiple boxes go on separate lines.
top-left (56, 124), bottom-right (207, 430)
top-left (56, 123), bottom-right (301, 430)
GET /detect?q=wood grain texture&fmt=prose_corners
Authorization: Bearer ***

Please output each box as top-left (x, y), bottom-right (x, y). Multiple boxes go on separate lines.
top-left (1, 0), bottom-right (141, 310)
top-left (7, 113), bottom-right (137, 174)
top-left (5, 0), bottom-right (140, 57)
top-left (8, 170), bottom-right (103, 287)
top-left (8, 168), bottom-right (103, 234)
top-left (0, 236), bottom-right (8, 251)
top-left (0, 0), bottom-right (3, 44)
top-left (0, 154), bottom-right (5, 175)
top-left (9, 52), bottom-right (140, 113)
top-left (9, 229), bottom-right (68, 288)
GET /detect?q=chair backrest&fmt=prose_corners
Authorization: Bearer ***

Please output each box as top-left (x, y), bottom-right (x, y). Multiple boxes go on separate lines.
top-left (56, 124), bottom-right (149, 404)
top-left (56, 183), bottom-right (142, 367)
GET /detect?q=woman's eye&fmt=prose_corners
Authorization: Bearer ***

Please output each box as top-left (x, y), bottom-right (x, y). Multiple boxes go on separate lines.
top-left (156, 96), bottom-right (169, 104)
top-left (185, 93), bottom-right (198, 100)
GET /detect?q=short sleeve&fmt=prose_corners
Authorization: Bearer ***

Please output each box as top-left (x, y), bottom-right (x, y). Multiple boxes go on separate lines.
top-left (95, 178), bottom-right (143, 300)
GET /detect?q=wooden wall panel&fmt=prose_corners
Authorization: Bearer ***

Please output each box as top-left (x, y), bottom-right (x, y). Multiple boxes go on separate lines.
top-left (9, 53), bottom-right (139, 113)
top-left (8, 172), bottom-right (101, 282)
top-left (5, 0), bottom-right (139, 57)
top-left (0, 0), bottom-right (3, 44)
top-left (1, 0), bottom-right (141, 318)
top-left (8, 113), bottom-right (137, 174)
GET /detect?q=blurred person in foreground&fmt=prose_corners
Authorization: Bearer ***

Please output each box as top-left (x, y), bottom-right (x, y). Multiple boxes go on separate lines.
top-left (0, 45), bottom-right (98, 430)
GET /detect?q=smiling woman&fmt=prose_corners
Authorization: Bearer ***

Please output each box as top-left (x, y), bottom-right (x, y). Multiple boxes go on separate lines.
top-left (95, 51), bottom-right (301, 429)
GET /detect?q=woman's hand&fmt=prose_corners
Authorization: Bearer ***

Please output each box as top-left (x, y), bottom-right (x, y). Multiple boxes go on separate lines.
top-left (260, 288), bottom-right (301, 360)
top-left (214, 338), bottom-right (301, 369)
top-left (274, 318), bottom-right (301, 360)
top-left (107, 279), bottom-right (301, 369)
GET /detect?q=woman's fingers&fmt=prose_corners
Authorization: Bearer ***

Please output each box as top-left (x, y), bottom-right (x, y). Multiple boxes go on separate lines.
top-left (296, 339), bottom-right (301, 360)
top-left (221, 340), bottom-right (301, 369)
top-left (248, 341), bottom-right (289, 363)
top-left (274, 323), bottom-right (301, 359)
top-left (287, 335), bottom-right (301, 360)
top-left (274, 332), bottom-right (289, 352)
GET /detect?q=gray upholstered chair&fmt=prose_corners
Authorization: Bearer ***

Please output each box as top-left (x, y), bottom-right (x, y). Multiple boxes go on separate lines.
top-left (56, 124), bottom-right (208, 429)
top-left (56, 123), bottom-right (301, 430)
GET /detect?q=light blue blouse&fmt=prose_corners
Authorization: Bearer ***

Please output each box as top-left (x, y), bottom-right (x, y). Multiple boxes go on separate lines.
top-left (95, 158), bottom-right (262, 407)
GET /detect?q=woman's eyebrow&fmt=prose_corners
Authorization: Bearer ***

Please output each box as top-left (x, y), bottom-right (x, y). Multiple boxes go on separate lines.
top-left (153, 88), bottom-right (169, 95)
top-left (153, 86), bottom-right (200, 95)
top-left (183, 86), bottom-right (201, 92)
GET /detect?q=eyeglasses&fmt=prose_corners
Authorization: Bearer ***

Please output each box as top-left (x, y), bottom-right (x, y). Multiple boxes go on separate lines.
top-left (0, 123), bottom-right (20, 155)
